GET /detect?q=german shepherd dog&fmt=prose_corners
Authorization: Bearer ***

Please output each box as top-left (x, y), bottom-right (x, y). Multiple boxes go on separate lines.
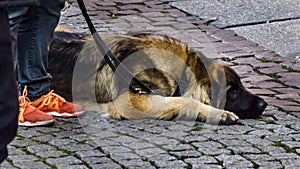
top-left (48, 31), bottom-right (267, 125)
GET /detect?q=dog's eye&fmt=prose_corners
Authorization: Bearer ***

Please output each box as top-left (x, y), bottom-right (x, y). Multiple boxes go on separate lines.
top-left (227, 85), bottom-right (239, 98)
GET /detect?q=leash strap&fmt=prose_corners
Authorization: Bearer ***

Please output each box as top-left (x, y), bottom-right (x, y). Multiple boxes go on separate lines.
top-left (76, 0), bottom-right (153, 94)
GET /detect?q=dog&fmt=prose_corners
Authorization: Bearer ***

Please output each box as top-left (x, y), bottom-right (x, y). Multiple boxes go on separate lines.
top-left (47, 31), bottom-right (267, 124)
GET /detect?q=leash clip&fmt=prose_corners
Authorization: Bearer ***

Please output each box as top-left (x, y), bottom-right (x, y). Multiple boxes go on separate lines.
top-left (133, 88), bottom-right (148, 95)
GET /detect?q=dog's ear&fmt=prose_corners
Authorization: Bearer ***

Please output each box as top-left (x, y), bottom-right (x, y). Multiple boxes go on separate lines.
top-left (199, 77), bottom-right (211, 105)
top-left (199, 63), bottom-right (228, 109)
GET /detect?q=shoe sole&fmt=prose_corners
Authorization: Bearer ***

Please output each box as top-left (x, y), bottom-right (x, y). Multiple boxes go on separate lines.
top-left (18, 119), bottom-right (55, 127)
top-left (46, 111), bottom-right (85, 118)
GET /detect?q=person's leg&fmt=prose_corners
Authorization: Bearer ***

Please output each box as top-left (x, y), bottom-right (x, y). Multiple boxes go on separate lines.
top-left (8, 7), bottom-right (28, 71)
top-left (17, 0), bottom-right (65, 101)
top-left (0, 7), bottom-right (18, 163)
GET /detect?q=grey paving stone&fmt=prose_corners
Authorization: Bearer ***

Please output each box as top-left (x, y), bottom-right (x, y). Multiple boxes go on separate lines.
top-left (36, 150), bottom-right (68, 158)
top-left (16, 129), bottom-right (42, 138)
top-left (0, 160), bottom-right (17, 169)
top-left (135, 147), bottom-right (167, 158)
top-left (90, 138), bottom-right (120, 148)
top-left (257, 145), bottom-right (286, 154)
top-left (256, 161), bottom-right (282, 169)
top-left (265, 134), bottom-right (294, 142)
top-left (75, 149), bottom-right (106, 158)
top-left (7, 154), bottom-right (39, 162)
top-left (89, 130), bottom-right (120, 139)
top-left (89, 163), bottom-right (123, 169)
top-left (27, 144), bottom-right (56, 154)
top-left (146, 153), bottom-right (177, 162)
top-left (45, 156), bottom-right (82, 166)
top-left (269, 153), bottom-right (300, 160)
top-left (6, 146), bottom-right (26, 155)
top-left (171, 0), bottom-right (300, 28)
top-left (243, 154), bottom-right (276, 161)
top-left (169, 150), bottom-right (202, 158)
top-left (9, 138), bottom-right (38, 148)
top-left (110, 152), bottom-right (140, 161)
top-left (162, 143), bottom-right (195, 151)
top-left (281, 141), bottom-right (300, 149)
top-left (122, 141), bottom-right (156, 150)
top-left (281, 158), bottom-right (300, 167)
top-left (216, 154), bottom-right (254, 168)
top-left (118, 159), bottom-right (155, 169)
top-left (49, 138), bottom-right (77, 147)
top-left (197, 146), bottom-right (231, 156)
top-left (160, 130), bottom-right (188, 138)
top-left (145, 136), bottom-right (179, 146)
top-left (232, 19), bottom-right (300, 57)
top-left (154, 159), bottom-right (188, 168)
top-left (59, 143), bottom-right (95, 152)
top-left (112, 135), bottom-right (140, 143)
top-left (101, 145), bottom-right (133, 155)
top-left (181, 135), bottom-right (208, 143)
top-left (58, 165), bottom-right (89, 169)
top-left (184, 156), bottom-right (218, 164)
top-left (245, 137), bottom-right (273, 146)
top-left (192, 164), bottom-right (223, 169)
top-left (227, 146), bottom-right (262, 154)
top-left (202, 133), bottom-right (236, 140)
top-left (82, 156), bottom-right (114, 165)
top-left (219, 139), bottom-right (252, 147)
top-left (31, 134), bottom-right (56, 143)
top-left (12, 161), bottom-right (51, 169)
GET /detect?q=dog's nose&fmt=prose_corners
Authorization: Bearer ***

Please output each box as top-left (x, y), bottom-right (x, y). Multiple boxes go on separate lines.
top-left (257, 100), bottom-right (267, 110)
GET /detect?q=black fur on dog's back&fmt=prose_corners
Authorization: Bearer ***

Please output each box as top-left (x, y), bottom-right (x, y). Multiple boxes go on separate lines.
top-left (48, 32), bottom-right (89, 100)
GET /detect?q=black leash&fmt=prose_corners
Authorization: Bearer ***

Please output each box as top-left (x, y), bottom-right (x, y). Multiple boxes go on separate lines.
top-left (76, 0), bottom-right (154, 95)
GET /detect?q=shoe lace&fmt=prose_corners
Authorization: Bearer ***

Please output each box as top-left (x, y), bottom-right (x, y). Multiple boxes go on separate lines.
top-left (36, 90), bottom-right (66, 111)
top-left (18, 86), bottom-right (31, 122)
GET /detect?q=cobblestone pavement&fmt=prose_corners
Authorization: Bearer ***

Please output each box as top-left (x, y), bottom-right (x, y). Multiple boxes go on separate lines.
top-left (1, 1), bottom-right (300, 169)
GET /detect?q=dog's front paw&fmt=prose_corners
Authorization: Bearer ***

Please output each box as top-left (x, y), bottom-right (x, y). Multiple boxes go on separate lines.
top-left (218, 111), bottom-right (239, 125)
top-left (205, 110), bottom-right (239, 125)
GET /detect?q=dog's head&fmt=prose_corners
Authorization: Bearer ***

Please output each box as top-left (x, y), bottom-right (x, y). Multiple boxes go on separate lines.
top-left (222, 65), bottom-right (267, 119)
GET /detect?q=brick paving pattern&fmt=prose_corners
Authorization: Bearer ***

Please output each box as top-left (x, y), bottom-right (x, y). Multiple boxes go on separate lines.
top-left (1, 0), bottom-right (300, 168)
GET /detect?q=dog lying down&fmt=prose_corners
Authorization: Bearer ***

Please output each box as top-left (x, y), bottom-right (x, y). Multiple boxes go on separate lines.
top-left (48, 31), bottom-right (267, 125)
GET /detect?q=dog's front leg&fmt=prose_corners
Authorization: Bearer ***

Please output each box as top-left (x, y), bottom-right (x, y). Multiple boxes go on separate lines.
top-left (108, 91), bottom-right (239, 124)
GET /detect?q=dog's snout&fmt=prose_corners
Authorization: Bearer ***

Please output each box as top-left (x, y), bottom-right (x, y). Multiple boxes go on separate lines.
top-left (257, 100), bottom-right (267, 110)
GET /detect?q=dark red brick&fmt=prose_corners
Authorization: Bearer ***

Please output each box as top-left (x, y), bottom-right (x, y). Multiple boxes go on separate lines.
top-left (247, 89), bottom-right (276, 95)
top-left (221, 51), bottom-right (254, 59)
top-left (254, 81), bottom-right (284, 89)
top-left (94, 6), bottom-right (118, 11)
top-left (266, 98), bottom-right (297, 107)
top-left (253, 62), bottom-right (281, 69)
top-left (278, 72), bottom-right (300, 88)
top-left (276, 93), bottom-right (299, 100)
top-left (141, 12), bottom-right (165, 18)
top-left (233, 57), bottom-right (262, 65)
top-left (258, 66), bottom-right (288, 74)
top-left (231, 65), bottom-right (254, 75)
top-left (119, 4), bottom-right (145, 10)
top-left (113, 0), bottom-right (144, 4)
top-left (273, 88), bottom-right (300, 95)
top-left (279, 106), bottom-right (300, 112)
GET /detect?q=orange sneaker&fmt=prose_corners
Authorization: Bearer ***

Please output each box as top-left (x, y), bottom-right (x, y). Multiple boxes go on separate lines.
top-left (31, 90), bottom-right (84, 118)
top-left (19, 87), bottom-right (55, 127)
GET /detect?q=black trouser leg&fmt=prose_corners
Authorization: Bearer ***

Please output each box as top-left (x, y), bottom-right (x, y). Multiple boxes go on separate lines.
top-left (0, 7), bottom-right (18, 163)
